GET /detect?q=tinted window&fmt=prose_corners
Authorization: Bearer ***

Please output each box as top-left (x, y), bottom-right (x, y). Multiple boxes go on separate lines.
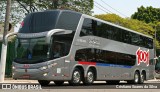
top-left (147, 38), bottom-right (153, 49)
top-left (19, 11), bottom-right (59, 33)
top-left (116, 53), bottom-right (136, 66)
top-left (139, 36), bottom-right (146, 47)
top-left (51, 33), bottom-right (75, 59)
top-left (56, 11), bottom-right (81, 31)
top-left (122, 30), bottom-right (131, 44)
top-left (80, 18), bottom-right (153, 49)
top-left (75, 48), bottom-right (136, 66)
top-left (131, 33), bottom-right (140, 46)
top-left (15, 38), bottom-right (50, 64)
top-left (19, 10), bottom-right (81, 33)
top-left (80, 19), bottom-right (121, 41)
top-left (80, 19), bottom-right (96, 36)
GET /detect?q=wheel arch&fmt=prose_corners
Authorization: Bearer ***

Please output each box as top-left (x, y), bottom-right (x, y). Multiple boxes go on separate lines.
top-left (134, 69), bottom-right (140, 75)
top-left (133, 69), bottom-right (140, 79)
top-left (71, 64), bottom-right (85, 80)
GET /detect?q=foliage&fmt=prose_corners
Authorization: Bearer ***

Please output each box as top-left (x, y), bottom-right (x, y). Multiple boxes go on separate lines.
top-left (15, 0), bottom-right (93, 13)
top-left (131, 6), bottom-right (160, 48)
top-left (0, 1), bottom-right (26, 24)
top-left (95, 14), bottom-right (123, 25)
top-left (0, 0), bottom-right (94, 24)
top-left (132, 6), bottom-right (160, 23)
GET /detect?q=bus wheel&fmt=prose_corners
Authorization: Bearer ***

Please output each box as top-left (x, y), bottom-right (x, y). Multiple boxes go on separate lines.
top-left (38, 80), bottom-right (50, 86)
top-left (54, 81), bottom-right (64, 86)
top-left (83, 69), bottom-right (94, 85)
top-left (69, 68), bottom-right (82, 85)
top-left (127, 71), bottom-right (140, 84)
top-left (139, 72), bottom-right (145, 84)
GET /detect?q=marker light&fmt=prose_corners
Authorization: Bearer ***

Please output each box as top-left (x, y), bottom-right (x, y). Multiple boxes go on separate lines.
top-left (39, 66), bottom-right (47, 70)
top-left (43, 73), bottom-right (48, 76)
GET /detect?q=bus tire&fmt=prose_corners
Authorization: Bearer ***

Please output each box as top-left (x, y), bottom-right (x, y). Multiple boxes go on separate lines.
top-left (139, 72), bottom-right (145, 84)
top-left (54, 81), bottom-right (64, 86)
top-left (83, 69), bottom-right (94, 85)
top-left (69, 68), bottom-right (82, 86)
top-left (38, 80), bottom-right (50, 86)
top-left (127, 71), bottom-right (140, 84)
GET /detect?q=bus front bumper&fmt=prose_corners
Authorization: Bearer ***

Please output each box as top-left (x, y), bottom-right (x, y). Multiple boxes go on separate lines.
top-left (12, 68), bottom-right (59, 80)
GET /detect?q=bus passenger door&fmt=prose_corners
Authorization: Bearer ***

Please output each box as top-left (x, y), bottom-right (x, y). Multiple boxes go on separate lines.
top-left (63, 43), bottom-right (72, 80)
top-left (50, 39), bottom-right (66, 79)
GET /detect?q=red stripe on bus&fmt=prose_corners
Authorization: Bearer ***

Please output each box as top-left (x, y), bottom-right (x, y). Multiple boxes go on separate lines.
top-left (78, 61), bottom-right (96, 65)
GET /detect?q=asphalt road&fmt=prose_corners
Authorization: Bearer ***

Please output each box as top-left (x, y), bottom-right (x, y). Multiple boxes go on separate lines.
top-left (43, 81), bottom-right (160, 89)
top-left (1, 81), bottom-right (160, 89)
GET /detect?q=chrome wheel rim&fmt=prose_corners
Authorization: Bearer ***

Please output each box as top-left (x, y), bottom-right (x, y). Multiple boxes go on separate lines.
top-left (73, 71), bottom-right (80, 83)
top-left (141, 74), bottom-right (144, 82)
top-left (87, 71), bottom-right (94, 83)
top-left (135, 74), bottom-right (139, 83)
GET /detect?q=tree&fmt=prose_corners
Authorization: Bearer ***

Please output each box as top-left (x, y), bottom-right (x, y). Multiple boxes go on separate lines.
top-left (0, 0), bottom-right (94, 24)
top-left (132, 6), bottom-right (160, 48)
top-left (95, 14), bottom-right (124, 25)
top-left (131, 6), bottom-right (160, 23)
top-left (0, 1), bottom-right (26, 24)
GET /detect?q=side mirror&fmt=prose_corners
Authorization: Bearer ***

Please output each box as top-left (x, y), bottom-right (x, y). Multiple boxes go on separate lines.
top-left (46, 29), bottom-right (73, 44)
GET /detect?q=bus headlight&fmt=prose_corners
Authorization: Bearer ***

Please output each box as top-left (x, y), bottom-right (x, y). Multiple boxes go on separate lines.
top-left (39, 63), bottom-right (57, 70)
top-left (48, 63), bottom-right (57, 68)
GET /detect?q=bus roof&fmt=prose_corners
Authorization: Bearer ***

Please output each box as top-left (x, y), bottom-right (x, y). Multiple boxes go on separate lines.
top-left (23, 9), bottom-right (153, 39)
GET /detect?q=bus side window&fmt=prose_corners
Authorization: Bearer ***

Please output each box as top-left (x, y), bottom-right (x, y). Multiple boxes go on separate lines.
top-left (51, 42), bottom-right (65, 59)
top-left (80, 18), bottom-right (93, 36)
top-left (75, 49), bottom-right (87, 61)
top-left (80, 18), bottom-right (99, 36)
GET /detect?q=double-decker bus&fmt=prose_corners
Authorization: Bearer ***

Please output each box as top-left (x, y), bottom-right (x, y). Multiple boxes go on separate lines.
top-left (12, 10), bottom-right (155, 86)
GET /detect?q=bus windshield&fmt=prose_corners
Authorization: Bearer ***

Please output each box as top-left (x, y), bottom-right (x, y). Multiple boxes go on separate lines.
top-left (15, 37), bottom-right (50, 64)
top-left (19, 10), bottom-right (81, 33)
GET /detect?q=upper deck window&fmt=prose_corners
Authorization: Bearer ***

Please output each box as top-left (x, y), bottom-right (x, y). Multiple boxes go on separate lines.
top-left (80, 18), bottom-right (153, 49)
top-left (55, 11), bottom-right (81, 31)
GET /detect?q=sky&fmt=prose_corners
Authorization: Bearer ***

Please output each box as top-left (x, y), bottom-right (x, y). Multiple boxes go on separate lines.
top-left (93, 0), bottom-right (160, 18)
top-left (14, 0), bottom-right (160, 32)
